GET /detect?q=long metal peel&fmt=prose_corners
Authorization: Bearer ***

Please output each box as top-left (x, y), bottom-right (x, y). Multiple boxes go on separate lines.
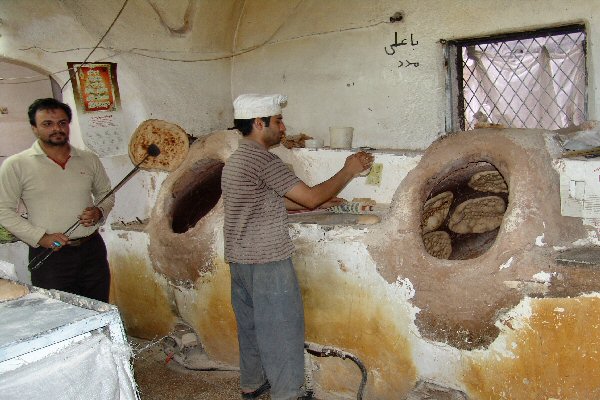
top-left (28, 143), bottom-right (161, 271)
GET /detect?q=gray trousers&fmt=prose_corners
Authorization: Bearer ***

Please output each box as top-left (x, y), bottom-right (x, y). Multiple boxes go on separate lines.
top-left (229, 258), bottom-right (305, 400)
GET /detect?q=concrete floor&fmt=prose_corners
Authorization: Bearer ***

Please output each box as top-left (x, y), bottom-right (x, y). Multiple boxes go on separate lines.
top-left (129, 336), bottom-right (258, 400)
top-left (129, 336), bottom-right (468, 400)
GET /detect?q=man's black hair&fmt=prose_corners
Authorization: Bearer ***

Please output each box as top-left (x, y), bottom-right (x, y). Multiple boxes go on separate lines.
top-left (28, 98), bottom-right (72, 126)
top-left (233, 117), bottom-right (271, 136)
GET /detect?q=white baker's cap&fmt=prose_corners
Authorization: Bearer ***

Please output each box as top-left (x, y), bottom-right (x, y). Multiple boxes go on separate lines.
top-left (233, 94), bottom-right (288, 119)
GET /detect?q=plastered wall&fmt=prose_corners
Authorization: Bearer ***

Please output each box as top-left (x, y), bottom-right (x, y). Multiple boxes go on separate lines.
top-left (0, 0), bottom-right (236, 147)
top-left (230, 0), bottom-right (600, 149)
top-left (3, 1), bottom-right (599, 152)
top-left (0, 63), bottom-right (51, 164)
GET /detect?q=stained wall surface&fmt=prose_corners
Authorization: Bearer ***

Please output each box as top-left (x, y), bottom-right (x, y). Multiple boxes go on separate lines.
top-left (125, 128), bottom-right (600, 399)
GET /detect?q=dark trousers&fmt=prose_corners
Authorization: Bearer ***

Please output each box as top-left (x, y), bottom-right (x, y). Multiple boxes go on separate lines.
top-left (29, 232), bottom-right (110, 302)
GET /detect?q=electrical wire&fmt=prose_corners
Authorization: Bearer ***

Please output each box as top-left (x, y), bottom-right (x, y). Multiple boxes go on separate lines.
top-left (1, 4), bottom-right (389, 84)
top-left (59, 0), bottom-right (130, 92)
top-left (304, 341), bottom-right (368, 400)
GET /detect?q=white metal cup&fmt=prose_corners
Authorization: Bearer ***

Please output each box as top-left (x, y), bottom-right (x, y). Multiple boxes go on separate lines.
top-left (329, 127), bottom-right (354, 149)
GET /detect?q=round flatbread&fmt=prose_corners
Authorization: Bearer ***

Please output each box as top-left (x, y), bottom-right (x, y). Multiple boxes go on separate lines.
top-left (0, 279), bottom-right (29, 301)
top-left (448, 195), bottom-right (506, 234)
top-left (422, 191), bottom-right (453, 234)
top-left (423, 230), bottom-right (452, 259)
top-left (129, 119), bottom-right (190, 172)
top-left (468, 170), bottom-right (508, 193)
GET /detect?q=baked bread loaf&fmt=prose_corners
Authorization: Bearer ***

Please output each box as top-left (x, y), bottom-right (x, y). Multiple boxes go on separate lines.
top-left (129, 119), bottom-right (190, 171)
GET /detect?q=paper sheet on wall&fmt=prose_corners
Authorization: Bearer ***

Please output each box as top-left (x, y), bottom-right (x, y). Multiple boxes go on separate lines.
top-left (559, 158), bottom-right (600, 218)
top-left (78, 112), bottom-right (127, 156)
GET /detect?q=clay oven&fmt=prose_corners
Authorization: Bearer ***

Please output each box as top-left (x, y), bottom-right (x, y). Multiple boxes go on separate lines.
top-left (146, 130), bottom-right (240, 283)
top-left (369, 128), bottom-right (592, 349)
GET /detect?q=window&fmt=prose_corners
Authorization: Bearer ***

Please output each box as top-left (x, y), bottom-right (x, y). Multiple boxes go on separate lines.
top-left (445, 24), bottom-right (587, 131)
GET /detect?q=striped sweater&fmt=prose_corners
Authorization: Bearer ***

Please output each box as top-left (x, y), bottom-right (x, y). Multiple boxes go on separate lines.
top-left (221, 139), bottom-right (301, 264)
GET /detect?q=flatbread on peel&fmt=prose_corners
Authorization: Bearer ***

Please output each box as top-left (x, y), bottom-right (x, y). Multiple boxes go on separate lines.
top-left (129, 119), bottom-right (190, 172)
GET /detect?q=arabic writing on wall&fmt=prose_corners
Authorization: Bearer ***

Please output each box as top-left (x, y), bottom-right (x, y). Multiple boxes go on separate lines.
top-left (385, 32), bottom-right (420, 68)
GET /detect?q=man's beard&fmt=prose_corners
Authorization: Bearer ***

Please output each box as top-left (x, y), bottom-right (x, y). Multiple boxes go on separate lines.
top-left (44, 133), bottom-right (69, 146)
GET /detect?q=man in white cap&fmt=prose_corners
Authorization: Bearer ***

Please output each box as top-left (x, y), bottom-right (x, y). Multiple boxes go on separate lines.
top-left (222, 94), bottom-right (373, 400)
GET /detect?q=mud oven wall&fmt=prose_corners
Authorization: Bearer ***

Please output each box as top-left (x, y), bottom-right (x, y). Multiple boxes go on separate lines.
top-left (106, 128), bottom-right (600, 400)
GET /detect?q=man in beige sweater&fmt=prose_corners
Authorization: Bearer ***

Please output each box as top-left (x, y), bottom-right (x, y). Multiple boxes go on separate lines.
top-left (0, 98), bottom-right (114, 302)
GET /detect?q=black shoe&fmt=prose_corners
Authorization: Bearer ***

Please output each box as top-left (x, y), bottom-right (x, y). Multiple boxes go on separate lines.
top-left (241, 381), bottom-right (270, 399)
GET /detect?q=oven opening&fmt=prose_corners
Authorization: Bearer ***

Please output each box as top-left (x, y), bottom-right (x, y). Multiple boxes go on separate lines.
top-left (170, 159), bottom-right (224, 234)
top-left (421, 161), bottom-right (508, 260)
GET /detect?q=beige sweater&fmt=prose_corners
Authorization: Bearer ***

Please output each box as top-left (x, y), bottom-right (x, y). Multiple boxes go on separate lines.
top-left (0, 141), bottom-right (114, 247)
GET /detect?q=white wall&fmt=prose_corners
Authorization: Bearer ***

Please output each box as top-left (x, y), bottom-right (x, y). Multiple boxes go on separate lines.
top-left (231, 0), bottom-right (600, 150)
top-left (0, 0), bottom-right (237, 145)
top-left (2, 4), bottom-right (600, 397)
top-left (0, 62), bottom-right (52, 164)
top-left (2, 1), bottom-right (599, 154)
top-left (273, 146), bottom-right (421, 204)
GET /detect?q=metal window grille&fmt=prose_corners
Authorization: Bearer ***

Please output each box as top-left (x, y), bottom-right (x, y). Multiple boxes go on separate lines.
top-left (445, 25), bottom-right (587, 131)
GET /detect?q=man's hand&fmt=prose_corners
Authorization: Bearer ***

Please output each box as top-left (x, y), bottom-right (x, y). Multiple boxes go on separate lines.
top-left (38, 232), bottom-right (70, 250)
top-left (344, 151), bottom-right (374, 176)
top-left (285, 151), bottom-right (374, 210)
top-left (79, 206), bottom-right (102, 227)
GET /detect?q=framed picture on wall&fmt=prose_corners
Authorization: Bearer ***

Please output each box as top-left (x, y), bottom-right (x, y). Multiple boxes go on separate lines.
top-left (67, 62), bottom-right (121, 113)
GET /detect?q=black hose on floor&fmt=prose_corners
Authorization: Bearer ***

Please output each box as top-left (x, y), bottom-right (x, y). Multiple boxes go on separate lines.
top-left (304, 341), bottom-right (367, 400)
